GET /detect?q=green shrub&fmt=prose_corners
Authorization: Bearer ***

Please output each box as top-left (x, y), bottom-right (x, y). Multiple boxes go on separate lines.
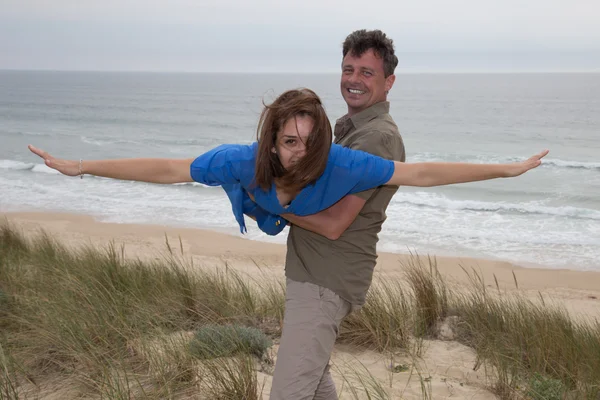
top-left (527, 373), bottom-right (566, 400)
top-left (189, 324), bottom-right (272, 359)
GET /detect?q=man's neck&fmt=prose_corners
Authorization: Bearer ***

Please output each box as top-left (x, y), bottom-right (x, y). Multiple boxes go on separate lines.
top-left (346, 99), bottom-right (387, 118)
top-left (346, 107), bottom-right (363, 118)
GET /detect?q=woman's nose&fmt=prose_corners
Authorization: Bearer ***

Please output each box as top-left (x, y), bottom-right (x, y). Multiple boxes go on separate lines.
top-left (295, 144), bottom-right (307, 156)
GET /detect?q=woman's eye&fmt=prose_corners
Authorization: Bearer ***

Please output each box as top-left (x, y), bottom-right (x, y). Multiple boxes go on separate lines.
top-left (285, 139), bottom-right (296, 145)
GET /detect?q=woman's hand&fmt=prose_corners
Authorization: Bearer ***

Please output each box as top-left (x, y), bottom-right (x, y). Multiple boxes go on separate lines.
top-left (389, 149), bottom-right (550, 187)
top-left (28, 145), bottom-right (194, 183)
top-left (28, 145), bottom-right (80, 176)
top-left (505, 149), bottom-right (549, 177)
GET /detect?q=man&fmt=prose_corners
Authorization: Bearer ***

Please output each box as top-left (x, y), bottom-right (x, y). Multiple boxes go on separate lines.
top-left (270, 29), bottom-right (406, 400)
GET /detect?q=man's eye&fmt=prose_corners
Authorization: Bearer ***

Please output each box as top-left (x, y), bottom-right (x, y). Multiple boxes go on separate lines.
top-left (363, 71), bottom-right (372, 77)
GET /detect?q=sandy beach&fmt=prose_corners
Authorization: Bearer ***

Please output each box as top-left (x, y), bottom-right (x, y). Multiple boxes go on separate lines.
top-left (3, 211), bottom-right (600, 399)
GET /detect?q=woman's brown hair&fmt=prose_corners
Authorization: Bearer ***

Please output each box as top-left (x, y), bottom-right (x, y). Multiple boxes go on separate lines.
top-left (254, 88), bottom-right (332, 193)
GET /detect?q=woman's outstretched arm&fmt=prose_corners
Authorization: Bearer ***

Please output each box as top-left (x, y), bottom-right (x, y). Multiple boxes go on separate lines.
top-left (28, 145), bottom-right (195, 184)
top-left (387, 150), bottom-right (549, 187)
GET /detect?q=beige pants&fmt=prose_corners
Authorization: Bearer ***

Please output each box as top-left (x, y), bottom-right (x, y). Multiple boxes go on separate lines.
top-left (269, 278), bottom-right (352, 400)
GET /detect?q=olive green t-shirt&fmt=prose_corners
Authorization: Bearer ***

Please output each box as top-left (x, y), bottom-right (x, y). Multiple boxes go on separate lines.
top-left (284, 101), bottom-right (406, 306)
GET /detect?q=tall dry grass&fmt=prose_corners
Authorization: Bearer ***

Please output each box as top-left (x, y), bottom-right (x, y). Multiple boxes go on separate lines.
top-left (0, 223), bottom-right (275, 398)
top-left (453, 267), bottom-right (600, 399)
top-left (339, 278), bottom-right (412, 352)
top-left (2, 221), bottom-right (600, 399)
top-left (401, 257), bottom-right (600, 399)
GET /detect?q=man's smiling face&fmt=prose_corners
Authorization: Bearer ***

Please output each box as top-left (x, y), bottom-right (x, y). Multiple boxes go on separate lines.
top-left (340, 48), bottom-right (395, 116)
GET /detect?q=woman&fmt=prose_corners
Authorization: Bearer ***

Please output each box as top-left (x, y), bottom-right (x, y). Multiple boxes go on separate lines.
top-left (28, 88), bottom-right (548, 234)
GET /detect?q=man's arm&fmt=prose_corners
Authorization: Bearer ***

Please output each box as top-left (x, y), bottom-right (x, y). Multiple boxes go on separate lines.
top-left (281, 194), bottom-right (367, 240)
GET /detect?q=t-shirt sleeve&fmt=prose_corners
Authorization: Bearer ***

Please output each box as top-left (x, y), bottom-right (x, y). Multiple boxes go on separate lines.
top-left (347, 131), bottom-right (405, 200)
top-left (243, 198), bottom-right (287, 236)
top-left (189, 144), bottom-right (246, 186)
top-left (335, 145), bottom-right (395, 193)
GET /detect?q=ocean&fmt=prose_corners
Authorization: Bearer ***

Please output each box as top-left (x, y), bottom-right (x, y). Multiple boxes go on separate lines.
top-left (1, 71), bottom-right (599, 271)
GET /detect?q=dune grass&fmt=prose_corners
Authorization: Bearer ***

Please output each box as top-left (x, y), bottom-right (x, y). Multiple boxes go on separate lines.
top-left (1, 221), bottom-right (599, 399)
top-left (0, 223), bottom-right (274, 398)
top-left (453, 268), bottom-right (600, 399)
top-left (339, 278), bottom-right (412, 352)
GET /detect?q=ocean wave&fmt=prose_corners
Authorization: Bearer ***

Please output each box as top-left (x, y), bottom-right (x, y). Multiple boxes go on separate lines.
top-left (380, 225), bottom-right (600, 247)
top-left (80, 136), bottom-right (138, 146)
top-left (0, 160), bottom-right (35, 170)
top-left (172, 182), bottom-right (219, 189)
top-left (0, 159), bottom-right (62, 175)
top-left (3, 130), bottom-right (56, 138)
top-left (206, 121), bottom-right (252, 130)
top-left (77, 135), bottom-right (252, 149)
top-left (31, 164), bottom-right (61, 174)
top-left (78, 135), bottom-right (200, 147)
top-left (543, 159), bottom-right (600, 170)
top-left (392, 192), bottom-right (600, 220)
top-left (4, 158), bottom-right (598, 220)
top-left (0, 159), bottom-right (222, 188)
top-left (409, 153), bottom-right (600, 170)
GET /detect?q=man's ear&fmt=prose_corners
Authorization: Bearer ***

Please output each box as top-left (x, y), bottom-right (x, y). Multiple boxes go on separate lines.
top-left (385, 74), bottom-right (396, 93)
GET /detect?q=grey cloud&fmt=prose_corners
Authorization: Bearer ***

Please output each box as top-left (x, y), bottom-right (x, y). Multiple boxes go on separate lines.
top-left (1, 0), bottom-right (599, 72)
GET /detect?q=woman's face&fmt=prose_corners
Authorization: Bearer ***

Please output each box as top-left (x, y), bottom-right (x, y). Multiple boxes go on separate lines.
top-left (273, 115), bottom-right (314, 170)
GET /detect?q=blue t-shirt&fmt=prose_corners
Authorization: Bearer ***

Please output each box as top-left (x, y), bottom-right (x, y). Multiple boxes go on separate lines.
top-left (190, 142), bottom-right (395, 235)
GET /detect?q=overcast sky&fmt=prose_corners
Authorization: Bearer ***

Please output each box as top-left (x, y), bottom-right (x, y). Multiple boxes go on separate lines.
top-left (1, 0), bottom-right (599, 72)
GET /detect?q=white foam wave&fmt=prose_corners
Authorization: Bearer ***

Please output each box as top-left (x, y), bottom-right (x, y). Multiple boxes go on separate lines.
top-left (0, 159), bottom-right (85, 174)
top-left (80, 136), bottom-right (137, 146)
top-left (11, 130), bottom-right (55, 138)
top-left (409, 153), bottom-right (600, 170)
top-left (172, 182), bottom-right (219, 188)
top-left (0, 159), bottom-right (223, 187)
top-left (543, 159), bottom-right (600, 170)
top-left (392, 192), bottom-right (600, 220)
top-left (77, 135), bottom-right (249, 149)
top-left (0, 160), bottom-right (35, 170)
top-left (382, 223), bottom-right (600, 247)
top-left (0, 160), bottom-right (60, 175)
top-left (2, 173), bottom-right (598, 270)
top-left (31, 164), bottom-right (61, 174)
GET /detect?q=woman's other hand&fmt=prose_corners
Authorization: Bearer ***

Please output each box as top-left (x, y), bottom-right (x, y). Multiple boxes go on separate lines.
top-left (28, 145), bottom-right (81, 176)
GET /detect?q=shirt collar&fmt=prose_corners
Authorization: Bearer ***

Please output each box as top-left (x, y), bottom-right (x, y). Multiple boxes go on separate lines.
top-left (334, 101), bottom-right (390, 140)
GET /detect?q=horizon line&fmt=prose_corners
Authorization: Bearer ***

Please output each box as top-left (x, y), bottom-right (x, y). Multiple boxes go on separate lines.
top-left (2, 68), bottom-right (600, 74)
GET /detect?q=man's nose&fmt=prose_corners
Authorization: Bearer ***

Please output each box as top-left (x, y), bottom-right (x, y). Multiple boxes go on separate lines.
top-left (347, 71), bottom-right (361, 83)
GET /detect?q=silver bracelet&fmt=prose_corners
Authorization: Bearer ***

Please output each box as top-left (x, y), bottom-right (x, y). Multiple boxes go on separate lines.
top-left (79, 159), bottom-right (83, 179)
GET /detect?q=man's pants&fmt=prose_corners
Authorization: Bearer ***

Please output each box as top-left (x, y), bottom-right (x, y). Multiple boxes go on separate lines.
top-left (269, 278), bottom-right (353, 400)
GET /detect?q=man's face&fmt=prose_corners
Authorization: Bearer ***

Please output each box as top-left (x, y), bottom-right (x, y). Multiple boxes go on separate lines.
top-left (340, 49), bottom-right (395, 116)
top-left (273, 115), bottom-right (313, 170)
